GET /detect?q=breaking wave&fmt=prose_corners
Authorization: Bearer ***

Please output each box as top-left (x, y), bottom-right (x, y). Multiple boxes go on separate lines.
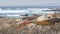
top-left (0, 8), bottom-right (58, 18)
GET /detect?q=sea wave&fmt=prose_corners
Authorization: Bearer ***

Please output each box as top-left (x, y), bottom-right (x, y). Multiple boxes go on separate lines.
top-left (0, 8), bottom-right (58, 18)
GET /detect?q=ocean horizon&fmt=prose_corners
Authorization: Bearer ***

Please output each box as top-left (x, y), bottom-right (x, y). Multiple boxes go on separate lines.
top-left (0, 6), bottom-right (60, 8)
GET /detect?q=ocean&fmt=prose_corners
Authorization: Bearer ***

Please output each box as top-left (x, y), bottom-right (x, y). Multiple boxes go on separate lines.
top-left (0, 6), bottom-right (60, 10)
top-left (0, 6), bottom-right (59, 18)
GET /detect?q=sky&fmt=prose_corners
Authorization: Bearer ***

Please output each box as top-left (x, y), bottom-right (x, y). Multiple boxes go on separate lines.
top-left (0, 0), bottom-right (60, 6)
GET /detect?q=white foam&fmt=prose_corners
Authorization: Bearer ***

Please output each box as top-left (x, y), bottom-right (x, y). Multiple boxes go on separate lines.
top-left (0, 8), bottom-right (56, 15)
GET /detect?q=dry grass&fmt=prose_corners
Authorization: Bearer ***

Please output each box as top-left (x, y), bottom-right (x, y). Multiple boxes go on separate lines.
top-left (30, 20), bottom-right (52, 25)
